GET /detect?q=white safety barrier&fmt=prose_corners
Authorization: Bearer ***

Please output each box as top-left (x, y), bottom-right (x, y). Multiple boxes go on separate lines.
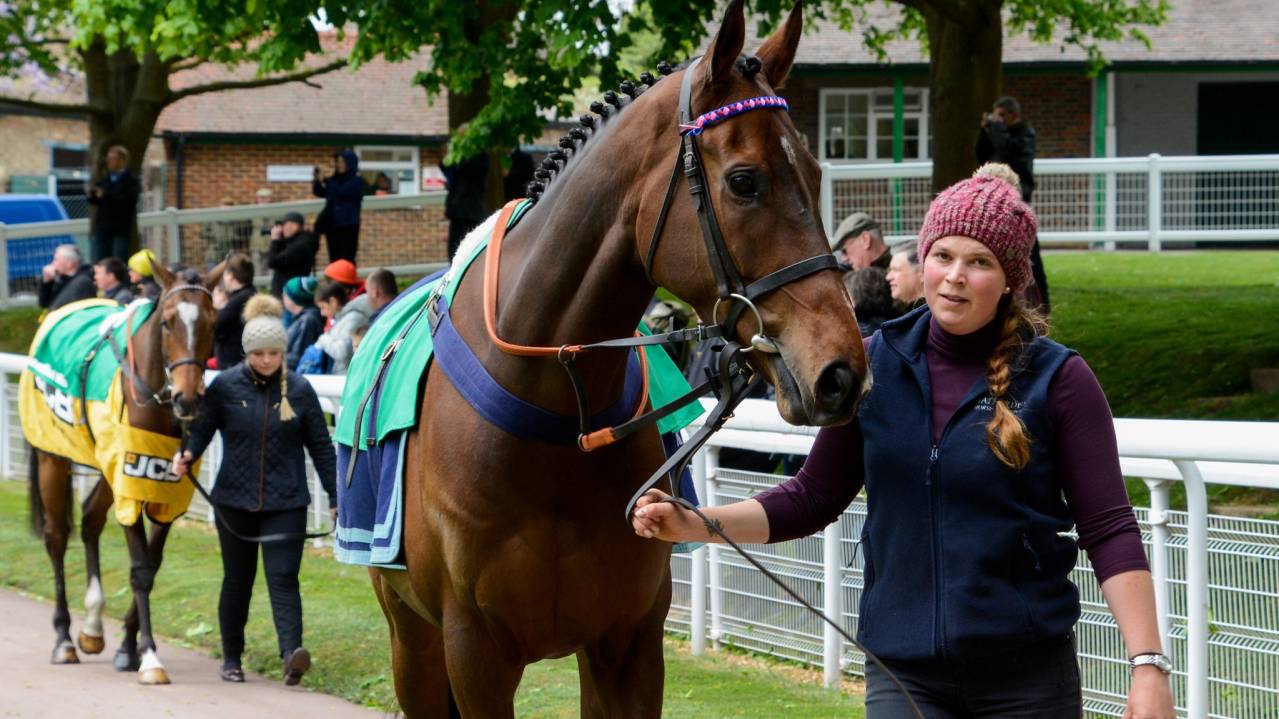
top-left (1, 354), bottom-right (1275, 717)
top-left (821, 154), bottom-right (1279, 252)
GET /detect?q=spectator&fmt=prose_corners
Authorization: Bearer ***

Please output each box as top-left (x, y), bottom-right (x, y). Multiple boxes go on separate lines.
top-left (830, 212), bottom-right (889, 272)
top-left (312, 150), bottom-right (364, 263)
top-left (202, 196), bottom-right (250, 268)
top-left (632, 164), bottom-right (1173, 719)
top-left (977, 95), bottom-right (1050, 314)
top-left (363, 268), bottom-right (399, 322)
top-left (322, 258), bottom-right (366, 327)
top-left (371, 172), bottom-right (393, 196)
top-left (503, 148), bottom-right (535, 202)
top-left (213, 253), bottom-right (256, 371)
top-left (94, 257), bottom-right (134, 304)
top-left (250, 188), bottom-right (275, 271)
top-left (38, 244), bottom-right (96, 311)
top-left (128, 249), bottom-right (162, 300)
top-left (282, 277), bottom-right (322, 371)
top-left (267, 212), bottom-right (319, 298)
top-left (87, 145), bottom-right (142, 262)
top-left (313, 281), bottom-right (370, 374)
top-left (844, 266), bottom-right (895, 337)
top-left (886, 243), bottom-right (926, 310)
top-left (441, 125), bottom-right (490, 260)
top-left (172, 294), bottom-right (336, 687)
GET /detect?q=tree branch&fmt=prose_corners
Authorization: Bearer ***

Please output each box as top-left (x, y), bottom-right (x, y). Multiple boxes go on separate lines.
top-left (0, 95), bottom-right (103, 117)
top-left (168, 57), bottom-right (207, 73)
top-left (166, 58), bottom-right (348, 103)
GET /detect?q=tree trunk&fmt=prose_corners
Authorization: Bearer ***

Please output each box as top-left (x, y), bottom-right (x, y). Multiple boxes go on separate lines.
top-left (921, 0), bottom-right (1004, 193)
top-left (82, 40), bottom-right (170, 255)
top-left (445, 0), bottom-right (515, 213)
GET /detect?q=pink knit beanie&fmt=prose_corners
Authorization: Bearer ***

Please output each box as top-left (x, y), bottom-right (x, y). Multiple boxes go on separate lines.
top-left (916, 163), bottom-right (1038, 292)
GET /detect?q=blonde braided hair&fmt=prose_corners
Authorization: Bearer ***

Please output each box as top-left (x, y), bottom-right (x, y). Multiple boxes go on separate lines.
top-left (984, 298), bottom-right (1048, 469)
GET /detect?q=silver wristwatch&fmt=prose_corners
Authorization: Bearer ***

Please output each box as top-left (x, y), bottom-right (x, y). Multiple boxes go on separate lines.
top-left (1129, 652), bottom-right (1173, 675)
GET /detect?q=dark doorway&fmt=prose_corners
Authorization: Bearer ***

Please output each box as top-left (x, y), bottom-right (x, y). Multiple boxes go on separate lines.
top-left (1194, 83), bottom-right (1279, 239)
top-left (1198, 83), bottom-right (1279, 155)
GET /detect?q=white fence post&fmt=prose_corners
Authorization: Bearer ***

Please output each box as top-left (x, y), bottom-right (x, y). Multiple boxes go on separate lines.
top-left (1147, 154), bottom-right (1163, 252)
top-left (1174, 460), bottom-right (1209, 718)
top-left (822, 517), bottom-right (843, 689)
top-left (706, 446), bottom-right (723, 650)
top-left (0, 221), bottom-right (10, 307)
top-left (1143, 478), bottom-right (1173, 651)
top-left (164, 207), bottom-right (182, 265)
top-left (690, 448), bottom-right (708, 655)
top-left (820, 169), bottom-right (835, 246)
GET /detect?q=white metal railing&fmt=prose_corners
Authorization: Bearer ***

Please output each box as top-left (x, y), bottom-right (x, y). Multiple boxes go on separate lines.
top-left (821, 154), bottom-right (1279, 252)
top-left (2, 352), bottom-right (1277, 717)
top-left (0, 191), bottom-right (447, 307)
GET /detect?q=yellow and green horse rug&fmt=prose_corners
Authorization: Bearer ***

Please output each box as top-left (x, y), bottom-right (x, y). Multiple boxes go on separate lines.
top-left (19, 298), bottom-right (199, 525)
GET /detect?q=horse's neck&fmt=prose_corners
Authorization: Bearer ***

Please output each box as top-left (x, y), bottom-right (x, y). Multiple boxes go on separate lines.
top-left (470, 113), bottom-right (668, 416)
top-left (126, 310), bottom-right (176, 433)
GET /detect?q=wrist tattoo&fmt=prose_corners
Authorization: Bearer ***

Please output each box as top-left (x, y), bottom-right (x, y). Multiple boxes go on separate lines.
top-left (705, 517), bottom-right (725, 539)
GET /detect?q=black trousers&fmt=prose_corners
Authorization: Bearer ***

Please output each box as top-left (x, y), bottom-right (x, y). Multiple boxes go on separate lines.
top-left (447, 217), bottom-right (482, 261)
top-left (92, 231), bottom-right (130, 263)
top-left (864, 633), bottom-right (1082, 718)
top-left (326, 224), bottom-right (360, 264)
top-left (215, 505), bottom-right (307, 664)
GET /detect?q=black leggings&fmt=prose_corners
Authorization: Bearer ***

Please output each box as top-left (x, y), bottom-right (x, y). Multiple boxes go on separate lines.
top-left (215, 505), bottom-right (307, 665)
top-left (864, 633), bottom-right (1081, 718)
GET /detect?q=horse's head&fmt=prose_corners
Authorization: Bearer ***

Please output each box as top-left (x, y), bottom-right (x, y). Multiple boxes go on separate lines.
top-left (643, 1), bottom-right (868, 426)
top-left (150, 261), bottom-right (223, 421)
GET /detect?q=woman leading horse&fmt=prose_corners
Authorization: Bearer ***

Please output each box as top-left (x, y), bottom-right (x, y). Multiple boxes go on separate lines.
top-left (367, 2), bottom-right (867, 716)
top-left (22, 261), bottom-right (222, 684)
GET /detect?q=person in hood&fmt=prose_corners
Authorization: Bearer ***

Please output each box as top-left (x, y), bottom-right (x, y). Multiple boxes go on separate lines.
top-left (312, 150), bottom-right (365, 264)
top-left (39, 244), bottom-right (96, 311)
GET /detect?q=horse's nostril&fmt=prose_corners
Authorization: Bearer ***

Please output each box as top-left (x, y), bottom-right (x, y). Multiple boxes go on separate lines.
top-left (815, 361), bottom-right (858, 415)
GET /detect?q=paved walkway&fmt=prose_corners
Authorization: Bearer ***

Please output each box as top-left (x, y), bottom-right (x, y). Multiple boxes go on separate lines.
top-left (0, 588), bottom-right (388, 718)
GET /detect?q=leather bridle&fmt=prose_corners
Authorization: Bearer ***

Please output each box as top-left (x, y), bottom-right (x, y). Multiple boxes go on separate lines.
top-left (123, 284), bottom-right (214, 415)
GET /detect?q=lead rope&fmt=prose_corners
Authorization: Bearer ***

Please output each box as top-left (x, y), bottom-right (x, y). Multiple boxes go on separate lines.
top-left (657, 495), bottom-right (924, 719)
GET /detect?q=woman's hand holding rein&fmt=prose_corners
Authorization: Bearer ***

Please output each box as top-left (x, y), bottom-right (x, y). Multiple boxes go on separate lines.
top-left (631, 489), bottom-right (772, 544)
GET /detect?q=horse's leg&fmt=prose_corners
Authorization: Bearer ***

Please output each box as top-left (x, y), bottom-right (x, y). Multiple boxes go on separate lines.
top-left (35, 451), bottom-right (79, 665)
top-left (77, 476), bottom-right (112, 655)
top-left (114, 517), bottom-right (172, 672)
top-left (370, 571), bottom-right (460, 719)
top-left (441, 604), bottom-right (525, 719)
top-left (122, 517), bottom-right (172, 684)
top-left (576, 577), bottom-right (670, 719)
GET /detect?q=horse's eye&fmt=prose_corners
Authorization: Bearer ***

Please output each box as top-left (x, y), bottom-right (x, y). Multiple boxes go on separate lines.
top-left (728, 171), bottom-right (757, 198)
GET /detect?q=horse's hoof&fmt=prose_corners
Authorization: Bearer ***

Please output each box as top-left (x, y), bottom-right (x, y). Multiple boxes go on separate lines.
top-left (138, 667), bottom-right (171, 685)
top-left (113, 648), bottom-right (140, 672)
top-left (50, 642), bottom-right (80, 665)
top-left (77, 632), bottom-right (106, 655)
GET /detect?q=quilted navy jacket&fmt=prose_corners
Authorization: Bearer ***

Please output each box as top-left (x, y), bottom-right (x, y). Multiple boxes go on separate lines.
top-left (187, 363), bottom-right (337, 511)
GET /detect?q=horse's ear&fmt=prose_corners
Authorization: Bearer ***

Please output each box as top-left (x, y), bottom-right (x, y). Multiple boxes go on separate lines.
top-left (756, 2), bottom-right (803, 90)
top-left (204, 260), bottom-right (226, 293)
top-left (151, 260), bottom-right (175, 289)
top-left (704, 0), bottom-right (746, 91)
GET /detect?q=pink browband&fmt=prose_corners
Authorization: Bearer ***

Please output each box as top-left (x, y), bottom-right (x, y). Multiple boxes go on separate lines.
top-left (679, 95), bottom-right (789, 136)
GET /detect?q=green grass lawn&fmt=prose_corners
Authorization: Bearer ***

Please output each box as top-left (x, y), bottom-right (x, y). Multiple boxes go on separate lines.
top-left (0, 481), bottom-right (863, 717)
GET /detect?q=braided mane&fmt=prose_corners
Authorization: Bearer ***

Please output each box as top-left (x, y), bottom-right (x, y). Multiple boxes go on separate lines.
top-left (525, 55), bottom-right (763, 204)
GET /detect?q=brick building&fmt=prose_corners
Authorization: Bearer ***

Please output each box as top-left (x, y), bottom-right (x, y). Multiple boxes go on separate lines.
top-left (155, 39), bottom-right (453, 269)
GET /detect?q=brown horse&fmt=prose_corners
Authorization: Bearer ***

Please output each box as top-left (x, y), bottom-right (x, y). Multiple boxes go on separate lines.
top-left (27, 262), bottom-right (222, 683)
top-left (370, 2), bottom-right (866, 716)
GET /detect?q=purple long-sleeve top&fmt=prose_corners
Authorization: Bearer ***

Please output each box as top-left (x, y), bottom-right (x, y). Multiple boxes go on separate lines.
top-left (755, 317), bottom-right (1149, 585)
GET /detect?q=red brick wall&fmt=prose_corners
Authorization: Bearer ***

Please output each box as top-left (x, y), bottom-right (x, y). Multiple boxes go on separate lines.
top-left (783, 71), bottom-right (1092, 160)
top-left (163, 142), bottom-right (449, 270)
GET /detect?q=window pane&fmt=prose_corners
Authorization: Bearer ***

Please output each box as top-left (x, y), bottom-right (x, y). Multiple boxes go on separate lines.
top-left (877, 117), bottom-right (894, 137)
top-left (873, 89), bottom-right (894, 109)
top-left (848, 93), bottom-right (868, 115)
top-left (827, 93), bottom-right (846, 113)
top-left (904, 138), bottom-right (920, 158)
top-left (850, 115), bottom-right (868, 138)
top-left (877, 138), bottom-right (893, 159)
top-left (851, 138), bottom-right (867, 158)
top-left (902, 89), bottom-right (924, 112)
top-left (360, 149), bottom-right (395, 163)
top-left (904, 117), bottom-right (920, 139)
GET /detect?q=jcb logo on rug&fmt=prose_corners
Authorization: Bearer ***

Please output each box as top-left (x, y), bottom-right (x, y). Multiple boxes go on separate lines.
top-left (123, 453), bottom-right (178, 482)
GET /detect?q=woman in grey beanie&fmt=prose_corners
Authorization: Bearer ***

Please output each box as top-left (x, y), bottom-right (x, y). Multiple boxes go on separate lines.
top-left (172, 294), bottom-right (336, 686)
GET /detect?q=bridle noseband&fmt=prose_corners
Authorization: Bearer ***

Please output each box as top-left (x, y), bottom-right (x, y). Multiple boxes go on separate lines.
top-left (124, 283), bottom-right (214, 412)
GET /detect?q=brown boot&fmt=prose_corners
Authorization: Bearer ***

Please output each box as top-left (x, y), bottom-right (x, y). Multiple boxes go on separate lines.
top-left (282, 647), bottom-right (310, 686)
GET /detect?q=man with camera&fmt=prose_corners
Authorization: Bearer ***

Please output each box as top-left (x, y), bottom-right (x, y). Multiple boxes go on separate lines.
top-left (266, 212), bottom-right (319, 298)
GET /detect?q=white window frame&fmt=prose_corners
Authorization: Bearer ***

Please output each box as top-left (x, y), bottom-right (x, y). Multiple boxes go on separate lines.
top-left (818, 87), bottom-right (931, 164)
top-left (355, 145), bottom-right (421, 195)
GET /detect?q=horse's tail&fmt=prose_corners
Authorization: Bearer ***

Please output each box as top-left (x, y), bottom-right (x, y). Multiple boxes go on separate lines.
top-left (27, 446), bottom-right (73, 539)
